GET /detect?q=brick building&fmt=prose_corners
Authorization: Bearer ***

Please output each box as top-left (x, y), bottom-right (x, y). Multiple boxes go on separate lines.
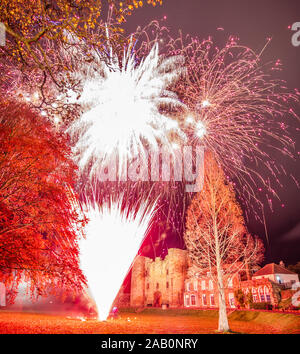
top-left (252, 262), bottom-right (299, 287)
top-left (183, 272), bottom-right (280, 309)
top-left (129, 248), bottom-right (299, 309)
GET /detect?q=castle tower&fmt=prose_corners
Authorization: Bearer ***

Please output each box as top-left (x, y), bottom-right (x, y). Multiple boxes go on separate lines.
top-left (130, 255), bottom-right (146, 307)
top-left (168, 248), bottom-right (188, 307)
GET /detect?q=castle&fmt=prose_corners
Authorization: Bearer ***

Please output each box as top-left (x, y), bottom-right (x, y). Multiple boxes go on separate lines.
top-left (130, 248), bottom-right (188, 308)
top-left (121, 248), bottom-right (299, 309)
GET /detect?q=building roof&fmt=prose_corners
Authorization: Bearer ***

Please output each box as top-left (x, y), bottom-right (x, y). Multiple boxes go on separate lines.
top-left (253, 263), bottom-right (297, 277)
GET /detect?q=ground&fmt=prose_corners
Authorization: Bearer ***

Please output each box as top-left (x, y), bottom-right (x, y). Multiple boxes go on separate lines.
top-left (0, 308), bottom-right (299, 334)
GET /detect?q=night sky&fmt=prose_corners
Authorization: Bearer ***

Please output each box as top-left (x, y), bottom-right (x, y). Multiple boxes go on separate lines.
top-left (123, 0), bottom-right (300, 266)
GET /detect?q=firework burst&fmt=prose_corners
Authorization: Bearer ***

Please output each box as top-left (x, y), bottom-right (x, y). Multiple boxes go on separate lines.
top-left (68, 41), bottom-right (185, 179)
top-left (170, 35), bottom-right (299, 219)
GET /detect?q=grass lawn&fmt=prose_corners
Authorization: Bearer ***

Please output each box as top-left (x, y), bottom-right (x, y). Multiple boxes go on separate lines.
top-left (0, 308), bottom-right (299, 334)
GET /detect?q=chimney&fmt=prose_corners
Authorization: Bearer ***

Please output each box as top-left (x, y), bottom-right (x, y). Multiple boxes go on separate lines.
top-left (279, 260), bottom-right (285, 268)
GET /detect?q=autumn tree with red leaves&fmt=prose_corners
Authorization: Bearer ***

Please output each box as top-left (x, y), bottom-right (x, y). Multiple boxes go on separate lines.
top-left (0, 100), bottom-right (86, 303)
top-left (184, 152), bottom-right (264, 332)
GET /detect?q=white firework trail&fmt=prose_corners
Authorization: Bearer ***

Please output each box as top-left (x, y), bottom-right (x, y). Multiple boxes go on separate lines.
top-left (79, 197), bottom-right (156, 321)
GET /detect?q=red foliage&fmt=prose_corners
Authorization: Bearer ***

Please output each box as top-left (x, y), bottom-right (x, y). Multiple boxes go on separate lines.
top-left (0, 100), bottom-right (86, 302)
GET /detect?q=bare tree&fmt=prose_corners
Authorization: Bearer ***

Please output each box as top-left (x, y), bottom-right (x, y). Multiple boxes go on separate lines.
top-left (184, 152), bottom-right (264, 332)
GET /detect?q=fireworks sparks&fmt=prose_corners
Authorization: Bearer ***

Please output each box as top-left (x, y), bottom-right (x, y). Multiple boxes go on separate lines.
top-left (68, 41), bottom-right (185, 179)
top-left (79, 197), bottom-right (156, 321)
top-left (172, 36), bottom-right (299, 218)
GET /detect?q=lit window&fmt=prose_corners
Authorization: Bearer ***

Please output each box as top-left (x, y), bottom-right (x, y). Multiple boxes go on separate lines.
top-left (194, 281), bottom-right (198, 291)
top-left (209, 280), bottom-right (213, 290)
top-left (201, 280), bottom-right (206, 290)
top-left (191, 295), bottom-right (196, 306)
top-left (186, 282), bottom-right (190, 291)
top-left (228, 293), bottom-right (235, 308)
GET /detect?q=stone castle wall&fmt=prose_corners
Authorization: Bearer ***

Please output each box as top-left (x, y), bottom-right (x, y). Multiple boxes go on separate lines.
top-left (130, 248), bottom-right (188, 308)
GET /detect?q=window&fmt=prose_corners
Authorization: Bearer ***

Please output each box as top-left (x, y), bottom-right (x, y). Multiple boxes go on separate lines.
top-left (194, 281), bottom-right (198, 291)
top-left (185, 295), bottom-right (190, 307)
top-left (156, 283), bottom-right (159, 289)
top-left (166, 269), bottom-right (169, 275)
top-left (253, 294), bottom-right (258, 302)
top-left (264, 286), bottom-right (270, 302)
top-left (210, 294), bottom-right (215, 306)
top-left (228, 293), bottom-right (235, 308)
top-left (166, 281), bottom-right (169, 289)
top-left (146, 283), bottom-right (149, 290)
top-left (202, 294), bottom-right (207, 306)
top-left (258, 287), bottom-right (264, 301)
top-left (201, 280), bottom-right (206, 290)
top-left (258, 286), bottom-right (263, 293)
top-left (209, 280), bottom-right (213, 290)
top-left (191, 295), bottom-right (196, 306)
top-left (186, 282), bottom-right (190, 291)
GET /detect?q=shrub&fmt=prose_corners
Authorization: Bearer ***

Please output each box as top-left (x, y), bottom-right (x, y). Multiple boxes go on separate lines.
top-left (251, 302), bottom-right (272, 310)
top-left (234, 289), bottom-right (245, 308)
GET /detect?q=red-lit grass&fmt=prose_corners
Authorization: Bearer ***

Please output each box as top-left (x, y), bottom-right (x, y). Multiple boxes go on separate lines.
top-left (0, 309), bottom-right (299, 334)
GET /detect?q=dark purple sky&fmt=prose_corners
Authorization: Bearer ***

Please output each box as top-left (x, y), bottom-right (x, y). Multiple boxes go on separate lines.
top-left (123, 0), bottom-right (300, 266)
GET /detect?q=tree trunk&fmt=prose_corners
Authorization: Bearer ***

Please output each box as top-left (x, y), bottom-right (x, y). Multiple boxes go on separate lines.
top-left (217, 276), bottom-right (230, 332)
top-left (215, 237), bottom-right (230, 332)
top-left (213, 210), bottom-right (230, 332)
